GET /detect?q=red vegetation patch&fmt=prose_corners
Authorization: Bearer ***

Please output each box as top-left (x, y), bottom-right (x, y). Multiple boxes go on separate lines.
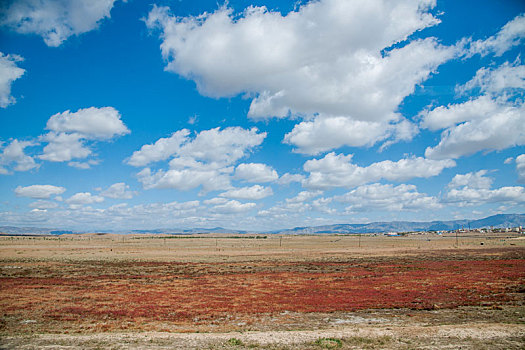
top-left (1, 257), bottom-right (524, 332)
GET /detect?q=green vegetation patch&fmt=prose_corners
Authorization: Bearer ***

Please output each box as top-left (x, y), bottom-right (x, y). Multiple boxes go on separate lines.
top-left (314, 337), bottom-right (343, 348)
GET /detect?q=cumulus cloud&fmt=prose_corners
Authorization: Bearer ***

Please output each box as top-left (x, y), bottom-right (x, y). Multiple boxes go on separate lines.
top-left (447, 170), bottom-right (492, 190)
top-left (39, 132), bottom-right (91, 162)
top-left (203, 197), bottom-right (228, 206)
top-left (422, 60), bottom-right (525, 160)
top-left (15, 184), bottom-right (66, 199)
top-left (211, 200), bottom-right (256, 214)
top-left (468, 14), bottom-right (525, 57)
top-left (420, 95), bottom-right (500, 131)
top-left (516, 154), bottom-right (525, 183)
top-left (129, 127), bottom-right (265, 167)
top-left (0, 52), bottom-right (25, 108)
top-left (68, 159), bottom-right (100, 169)
top-left (456, 61), bottom-right (525, 96)
top-left (46, 106), bottom-right (130, 139)
top-left (146, 0), bottom-right (456, 152)
top-left (133, 127), bottom-right (266, 192)
top-left (445, 171), bottom-right (525, 206)
top-left (286, 191), bottom-right (323, 204)
top-left (137, 167), bottom-right (232, 192)
top-left (146, 0), bottom-right (449, 118)
top-left (423, 99), bottom-right (525, 160)
top-left (0, 139), bottom-right (39, 174)
top-left (177, 127), bottom-right (267, 165)
top-left (256, 191), bottom-right (326, 219)
top-left (337, 183), bottom-right (441, 212)
top-left (39, 107), bottom-right (129, 164)
top-left (277, 173), bottom-right (305, 185)
top-left (66, 192), bottom-right (104, 205)
top-left (29, 200), bottom-right (59, 209)
top-left (127, 130), bottom-right (189, 167)
top-left (303, 152), bottom-right (455, 189)
top-left (0, 0), bottom-right (121, 47)
top-left (284, 116), bottom-right (418, 155)
top-left (234, 163), bottom-right (278, 183)
top-left (100, 182), bottom-right (137, 199)
top-left (219, 185), bottom-right (273, 200)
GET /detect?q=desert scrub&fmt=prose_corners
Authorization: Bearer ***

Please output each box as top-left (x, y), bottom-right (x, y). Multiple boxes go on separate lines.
top-left (314, 337), bottom-right (342, 348)
top-left (227, 337), bottom-right (244, 346)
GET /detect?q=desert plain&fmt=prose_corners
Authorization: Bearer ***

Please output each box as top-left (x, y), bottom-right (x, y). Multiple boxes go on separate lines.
top-left (0, 232), bottom-right (524, 349)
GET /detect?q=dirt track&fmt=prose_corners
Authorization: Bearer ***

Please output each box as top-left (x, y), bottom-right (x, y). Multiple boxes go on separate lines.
top-left (2, 321), bottom-right (524, 349)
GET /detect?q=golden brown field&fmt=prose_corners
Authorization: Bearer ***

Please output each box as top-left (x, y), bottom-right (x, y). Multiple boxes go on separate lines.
top-left (1, 232), bottom-right (524, 349)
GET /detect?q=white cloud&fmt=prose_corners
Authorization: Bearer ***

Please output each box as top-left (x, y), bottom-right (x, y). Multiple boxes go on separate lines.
top-left (39, 132), bottom-right (91, 162)
top-left (178, 127), bottom-right (266, 165)
top-left (46, 107), bottom-right (129, 139)
top-left (146, 1), bottom-right (449, 120)
top-left (286, 191), bottom-right (323, 204)
top-left (203, 197), bottom-right (228, 205)
top-left (0, 52), bottom-right (25, 108)
top-left (15, 184), bottom-right (66, 199)
top-left (311, 197), bottom-right (335, 214)
top-left (516, 154), bottom-right (525, 183)
top-left (211, 200), bottom-right (256, 214)
top-left (277, 173), bottom-right (305, 185)
top-left (234, 163), bottom-right (278, 183)
top-left (146, 0), bottom-right (455, 153)
top-left (468, 14), bottom-right (525, 57)
top-left (457, 61), bottom-right (525, 96)
top-left (424, 101), bottom-right (525, 160)
top-left (445, 171), bottom-right (525, 206)
top-left (447, 170), bottom-right (492, 190)
top-left (29, 200), bottom-right (58, 209)
top-left (137, 167), bottom-right (232, 192)
top-left (420, 95), bottom-right (502, 131)
top-left (100, 182), bottom-right (137, 199)
top-left (0, 139), bottom-right (39, 174)
top-left (219, 185), bottom-right (273, 200)
top-left (39, 107), bottom-right (129, 164)
top-left (303, 152), bottom-right (455, 189)
top-left (256, 191), bottom-right (326, 219)
top-left (129, 127), bottom-right (265, 168)
top-left (446, 186), bottom-right (525, 207)
top-left (66, 192), bottom-right (104, 205)
top-left (133, 127), bottom-right (266, 192)
top-left (422, 60), bottom-right (525, 160)
top-left (127, 130), bottom-right (189, 167)
top-left (337, 183), bottom-right (441, 212)
top-left (68, 159), bottom-right (100, 169)
top-left (284, 116), bottom-right (418, 155)
top-left (0, 0), bottom-right (121, 47)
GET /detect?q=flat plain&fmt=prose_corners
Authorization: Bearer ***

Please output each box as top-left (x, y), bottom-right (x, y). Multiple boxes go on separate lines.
top-left (1, 232), bottom-right (524, 349)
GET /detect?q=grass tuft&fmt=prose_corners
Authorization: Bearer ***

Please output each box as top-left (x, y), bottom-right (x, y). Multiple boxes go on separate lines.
top-left (314, 337), bottom-right (342, 348)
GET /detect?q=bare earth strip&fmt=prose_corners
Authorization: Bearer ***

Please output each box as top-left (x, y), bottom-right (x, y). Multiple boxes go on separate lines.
top-left (2, 323), bottom-right (524, 349)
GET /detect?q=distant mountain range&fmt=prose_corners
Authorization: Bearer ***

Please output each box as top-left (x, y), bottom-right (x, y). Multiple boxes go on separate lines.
top-left (276, 213), bottom-right (525, 234)
top-left (0, 214), bottom-right (523, 235)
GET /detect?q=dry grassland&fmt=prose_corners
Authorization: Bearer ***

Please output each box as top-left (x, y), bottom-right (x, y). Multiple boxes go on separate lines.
top-left (1, 232), bottom-right (524, 349)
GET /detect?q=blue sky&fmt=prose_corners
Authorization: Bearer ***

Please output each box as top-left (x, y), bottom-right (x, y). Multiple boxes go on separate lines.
top-left (0, 0), bottom-right (524, 231)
